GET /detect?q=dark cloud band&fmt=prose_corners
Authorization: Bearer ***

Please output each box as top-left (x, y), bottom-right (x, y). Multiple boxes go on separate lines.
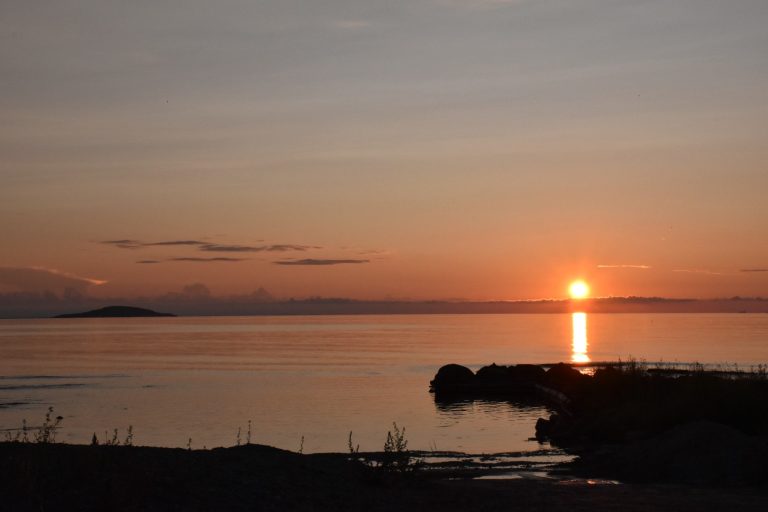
top-left (171, 257), bottom-right (246, 262)
top-left (275, 259), bottom-right (369, 266)
top-left (102, 240), bottom-right (317, 253)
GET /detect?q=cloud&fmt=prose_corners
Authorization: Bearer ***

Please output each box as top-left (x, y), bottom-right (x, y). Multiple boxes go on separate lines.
top-left (741, 268), bottom-right (768, 273)
top-left (265, 244), bottom-right (319, 252)
top-left (102, 239), bottom-right (316, 253)
top-left (672, 269), bottom-right (723, 276)
top-left (137, 260), bottom-right (161, 264)
top-left (197, 244), bottom-right (261, 252)
top-left (170, 257), bottom-right (246, 262)
top-left (146, 240), bottom-right (206, 246)
top-left (0, 267), bottom-right (106, 294)
top-left (181, 283), bottom-right (211, 299)
top-left (101, 239), bottom-right (143, 249)
top-left (199, 243), bottom-right (317, 252)
top-left (275, 259), bottom-right (369, 266)
top-left (354, 248), bottom-right (394, 259)
top-left (103, 239), bottom-right (205, 249)
top-left (597, 264), bottom-right (651, 269)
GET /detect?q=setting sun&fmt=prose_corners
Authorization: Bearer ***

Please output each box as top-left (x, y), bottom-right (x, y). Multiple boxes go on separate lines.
top-left (569, 280), bottom-right (590, 299)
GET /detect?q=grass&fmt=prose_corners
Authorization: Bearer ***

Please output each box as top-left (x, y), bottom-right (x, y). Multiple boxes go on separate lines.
top-left (1, 410), bottom-right (418, 475)
top-left (3, 407), bottom-right (63, 444)
top-left (348, 431), bottom-right (359, 454)
top-left (537, 359), bottom-right (768, 445)
top-left (90, 426), bottom-right (134, 446)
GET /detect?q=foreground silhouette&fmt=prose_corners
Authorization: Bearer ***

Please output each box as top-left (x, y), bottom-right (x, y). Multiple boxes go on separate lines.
top-left (2, 442), bottom-right (767, 511)
top-left (431, 362), bottom-right (768, 485)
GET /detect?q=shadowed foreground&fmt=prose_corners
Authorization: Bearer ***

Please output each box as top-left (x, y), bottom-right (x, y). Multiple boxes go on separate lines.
top-left (2, 443), bottom-right (767, 511)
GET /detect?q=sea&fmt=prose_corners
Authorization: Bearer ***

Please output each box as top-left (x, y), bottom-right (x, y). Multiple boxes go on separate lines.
top-left (1, 313), bottom-right (767, 454)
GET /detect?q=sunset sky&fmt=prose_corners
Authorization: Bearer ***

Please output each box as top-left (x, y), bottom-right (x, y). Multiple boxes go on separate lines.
top-left (1, 0), bottom-right (767, 302)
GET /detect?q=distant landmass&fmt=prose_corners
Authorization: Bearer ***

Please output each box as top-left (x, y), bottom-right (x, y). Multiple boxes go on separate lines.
top-left (0, 296), bottom-right (762, 319)
top-left (55, 306), bottom-right (176, 318)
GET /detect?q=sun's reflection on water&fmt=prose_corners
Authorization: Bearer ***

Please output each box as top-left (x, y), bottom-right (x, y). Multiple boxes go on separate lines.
top-left (572, 312), bottom-right (589, 363)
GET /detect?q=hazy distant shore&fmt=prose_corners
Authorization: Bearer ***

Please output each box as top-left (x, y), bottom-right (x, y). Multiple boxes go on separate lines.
top-left (2, 296), bottom-right (767, 319)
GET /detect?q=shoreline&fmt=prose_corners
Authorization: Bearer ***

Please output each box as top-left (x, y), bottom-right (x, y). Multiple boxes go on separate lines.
top-left (2, 441), bottom-right (767, 511)
top-left (4, 360), bottom-right (768, 509)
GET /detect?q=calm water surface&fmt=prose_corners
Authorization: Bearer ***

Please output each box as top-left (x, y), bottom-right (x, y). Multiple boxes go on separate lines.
top-left (0, 313), bottom-right (766, 453)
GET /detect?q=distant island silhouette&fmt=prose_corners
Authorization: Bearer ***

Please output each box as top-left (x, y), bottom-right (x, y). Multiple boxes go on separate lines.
top-left (2, 296), bottom-right (765, 319)
top-left (55, 306), bottom-right (176, 318)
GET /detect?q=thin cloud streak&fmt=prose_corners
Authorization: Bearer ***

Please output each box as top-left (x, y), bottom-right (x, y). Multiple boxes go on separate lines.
top-left (597, 264), bottom-right (651, 269)
top-left (0, 266), bottom-right (107, 293)
top-left (275, 259), bottom-right (369, 266)
top-left (198, 244), bottom-right (262, 252)
top-left (265, 244), bottom-right (320, 252)
top-left (34, 267), bottom-right (107, 286)
top-left (200, 244), bottom-right (316, 253)
top-left (146, 240), bottom-right (207, 246)
top-left (101, 240), bottom-right (143, 249)
top-left (740, 268), bottom-right (768, 273)
top-left (102, 240), bottom-right (317, 253)
top-left (171, 257), bottom-right (246, 263)
top-left (672, 269), bottom-right (724, 276)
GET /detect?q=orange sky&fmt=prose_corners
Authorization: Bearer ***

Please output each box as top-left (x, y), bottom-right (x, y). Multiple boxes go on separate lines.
top-left (1, 1), bottom-right (767, 302)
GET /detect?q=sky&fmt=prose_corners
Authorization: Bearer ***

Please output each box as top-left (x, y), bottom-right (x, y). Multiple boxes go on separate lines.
top-left (1, 0), bottom-right (767, 303)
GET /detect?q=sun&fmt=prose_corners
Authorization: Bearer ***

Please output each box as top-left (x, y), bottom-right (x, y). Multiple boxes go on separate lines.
top-left (569, 280), bottom-right (590, 299)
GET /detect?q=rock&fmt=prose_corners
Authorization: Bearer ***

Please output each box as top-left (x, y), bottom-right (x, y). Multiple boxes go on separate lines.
top-left (475, 363), bottom-right (510, 385)
top-left (544, 363), bottom-right (587, 393)
top-left (510, 364), bottom-right (546, 383)
top-left (429, 364), bottom-right (476, 392)
top-left (572, 421), bottom-right (768, 485)
top-left (535, 418), bottom-right (551, 440)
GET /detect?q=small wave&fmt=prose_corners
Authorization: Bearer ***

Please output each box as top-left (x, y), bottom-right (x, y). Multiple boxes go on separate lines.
top-left (0, 374), bottom-right (129, 380)
top-left (0, 400), bottom-right (39, 409)
top-left (0, 383), bottom-right (89, 391)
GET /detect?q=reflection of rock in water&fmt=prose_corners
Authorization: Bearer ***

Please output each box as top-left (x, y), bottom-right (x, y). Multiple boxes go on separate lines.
top-left (434, 397), bottom-right (549, 414)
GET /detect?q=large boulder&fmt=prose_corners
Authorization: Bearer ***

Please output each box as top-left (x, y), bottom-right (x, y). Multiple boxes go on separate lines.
top-left (509, 364), bottom-right (546, 383)
top-left (475, 363), bottom-right (510, 386)
top-left (429, 364), bottom-right (475, 392)
top-left (544, 363), bottom-right (587, 393)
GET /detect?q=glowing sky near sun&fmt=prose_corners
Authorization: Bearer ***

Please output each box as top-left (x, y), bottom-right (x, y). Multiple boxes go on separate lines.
top-left (1, 1), bottom-right (767, 302)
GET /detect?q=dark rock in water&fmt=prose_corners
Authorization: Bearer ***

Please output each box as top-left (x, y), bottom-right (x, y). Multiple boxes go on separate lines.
top-left (535, 417), bottom-right (551, 440)
top-left (543, 363), bottom-right (588, 394)
top-left (55, 306), bottom-right (176, 318)
top-left (475, 363), bottom-right (509, 385)
top-left (535, 413), bottom-right (564, 441)
top-left (430, 364), bottom-right (476, 392)
top-left (509, 364), bottom-right (546, 383)
top-left (431, 363), bottom-right (553, 396)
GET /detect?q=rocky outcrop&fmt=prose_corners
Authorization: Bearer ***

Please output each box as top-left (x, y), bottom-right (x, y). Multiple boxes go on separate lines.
top-left (430, 363), bottom-right (561, 402)
top-left (569, 421), bottom-right (768, 485)
top-left (429, 364), bottom-right (477, 393)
